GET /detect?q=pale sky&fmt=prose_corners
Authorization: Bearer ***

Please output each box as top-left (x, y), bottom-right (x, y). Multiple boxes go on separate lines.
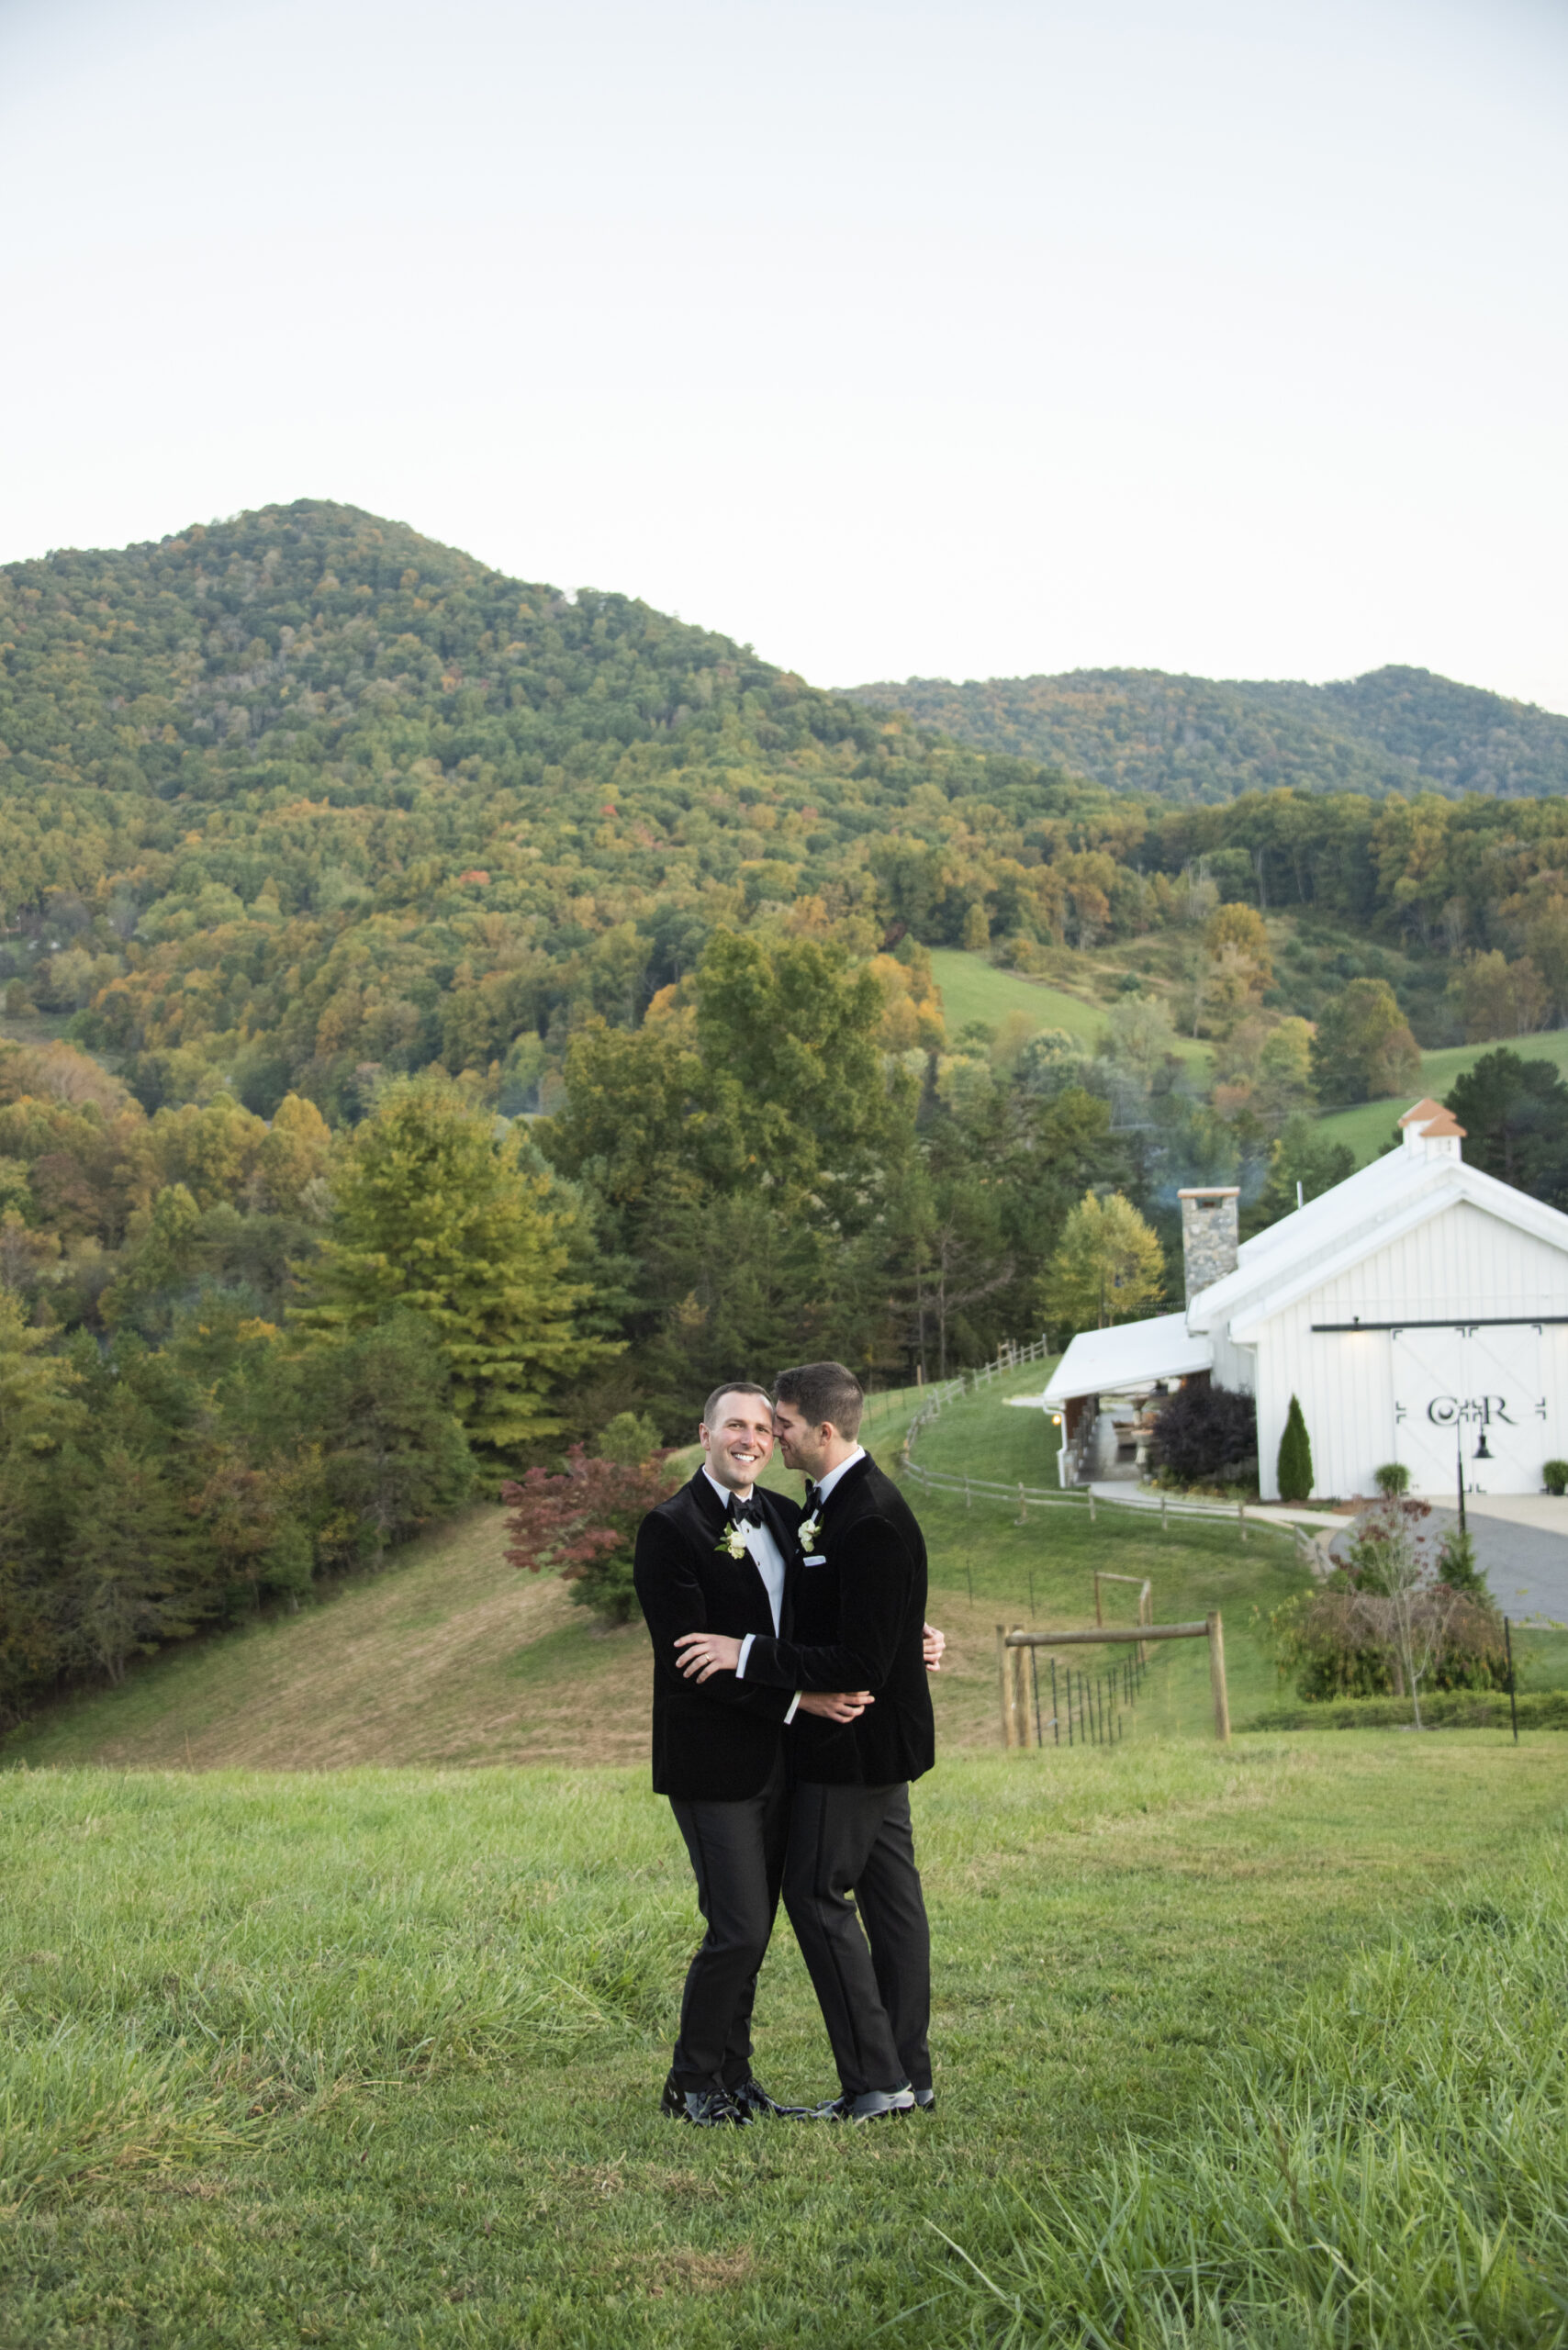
top-left (3, 0), bottom-right (1565, 709)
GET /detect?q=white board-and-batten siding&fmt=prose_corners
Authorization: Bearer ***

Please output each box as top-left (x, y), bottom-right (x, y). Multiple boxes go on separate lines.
top-left (1252, 1200), bottom-right (1568, 1500)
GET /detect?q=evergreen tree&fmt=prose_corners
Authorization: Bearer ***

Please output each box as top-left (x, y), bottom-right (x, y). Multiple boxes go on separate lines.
top-left (307, 1313), bottom-right (474, 1561)
top-left (54, 1440), bottom-right (196, 1686)
top-left (295, 1080), bottom-right (613, 1472)
top-left (1277, 1393), bottom-right (1314, 1501)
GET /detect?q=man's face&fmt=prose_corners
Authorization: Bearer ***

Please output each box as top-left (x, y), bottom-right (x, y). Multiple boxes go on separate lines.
top-left (772, 1398), bottom-right (831, 1481)
top-left (699, 1393), bottom-right (774, 1493)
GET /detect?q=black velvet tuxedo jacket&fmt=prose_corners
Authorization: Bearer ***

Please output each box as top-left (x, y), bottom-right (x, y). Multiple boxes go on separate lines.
top-left (738, 1454), bottom-right (935, 1790)
top-left (633, 1471), bottom-right (804, 1802)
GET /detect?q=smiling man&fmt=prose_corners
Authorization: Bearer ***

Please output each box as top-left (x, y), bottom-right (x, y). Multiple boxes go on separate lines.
top-left (676, 1362), bottom-right (937, 2121)
top-left (632, 1382), bottom-right (872, 2128)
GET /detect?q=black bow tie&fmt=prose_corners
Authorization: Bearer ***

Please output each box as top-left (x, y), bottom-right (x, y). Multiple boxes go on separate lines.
top-left (727, 1495), bottom-right (764, 1528)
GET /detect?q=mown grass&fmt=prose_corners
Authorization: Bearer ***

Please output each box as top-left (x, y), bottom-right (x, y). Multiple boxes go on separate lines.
top-left (2, 1740), bottom-right (1565, 2346)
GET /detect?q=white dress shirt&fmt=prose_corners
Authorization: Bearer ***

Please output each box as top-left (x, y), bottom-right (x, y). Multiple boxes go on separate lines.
top-left (808, 1444), bottom-right (866, 1513)
top-left (702, 1469), bottom-right (799, 1720)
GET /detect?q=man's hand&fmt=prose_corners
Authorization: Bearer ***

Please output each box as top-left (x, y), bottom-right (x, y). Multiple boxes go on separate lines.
top-left (923, 1622), bottom-right (946, 1673)
top-left (674, 1630), bottom-right (743, 1683)
top-left (796, 1690), bottom-right (874, 1723)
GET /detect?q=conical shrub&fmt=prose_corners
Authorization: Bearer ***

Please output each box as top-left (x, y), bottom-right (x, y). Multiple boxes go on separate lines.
top-left (1277, 1393), bottom-right (1314, 1502)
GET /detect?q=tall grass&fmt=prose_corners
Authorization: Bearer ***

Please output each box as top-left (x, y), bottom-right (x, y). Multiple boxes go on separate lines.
top-left (941, 1863), bottom-right (1568, 2347)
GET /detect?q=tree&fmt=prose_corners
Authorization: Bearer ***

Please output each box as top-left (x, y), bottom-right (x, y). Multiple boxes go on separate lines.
top-left (0, 1296), bottom-right (84, 1719)
top-left (1446, 1049), bottom-right (1568, 1207)
top-left (1245, 1113), bottom-right (1354, 1235)
top-left (295, 1080), bottom-right (615, 1473)
top-left (255, 1091), bottom-right (332, 1215)
top-left (1204, 901), bottom-right (1273, 985)
top-left (503, 1446), bottom-right (678, 1625)
top-left (54, 1441), bottom-right (196, 1686)
top-left (594, 1411), bottom-right (664, 1465)
top-left (1277, 1394), bottom-right (1314, 1501)
top-left (1310, 979), bottom-right (1421, 1104)
top-left (1036, 1191), bottom-right (1164, 1339)
top-left (1450, 950), bottom-right (1548, 1044)
top-left (307, 1313), bottom-right (474, 1563)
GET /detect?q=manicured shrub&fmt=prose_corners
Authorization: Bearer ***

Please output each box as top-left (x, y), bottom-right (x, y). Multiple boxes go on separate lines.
top-left (1150, 1382), bottom-right (1258, 1490)
top-left (1374, 1461), bottom-right (1410, 1497)
top-left (1276, 1394), bottom-right (1314, 1502)
top-left (1544, 1460), bottom-right (1568, 1496)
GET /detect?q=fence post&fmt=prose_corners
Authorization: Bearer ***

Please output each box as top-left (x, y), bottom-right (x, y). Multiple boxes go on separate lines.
top-left (1160, 1494), bottom-right (1168, 1539)
top-left (1015, 1482), bottom-right (1027, 1526)
top-left (1206, 1610), bottom-right (1231, 1744)
top-left (997, 1626), bottom-right (1029, 1748)
top-left (1093, 1571), bottom-right (1103, 1627)
top-left (1088, 1490), bottom-right (1096, 1524)
top-left (1238, 1500), bottom-right (1248, 1543)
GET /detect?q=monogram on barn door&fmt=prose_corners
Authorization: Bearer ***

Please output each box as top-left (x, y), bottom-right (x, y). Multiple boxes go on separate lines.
top-left (1391, 1324), bottom-right (1545, 1495)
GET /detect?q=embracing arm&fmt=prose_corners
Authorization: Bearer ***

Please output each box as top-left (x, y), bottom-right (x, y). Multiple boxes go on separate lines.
top-left (633, 1515), bottom-right (794, 1722)
top-left (728, 1519), bottom-right (913, 1692)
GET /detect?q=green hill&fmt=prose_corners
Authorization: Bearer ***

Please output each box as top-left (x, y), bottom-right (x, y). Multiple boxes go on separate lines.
top-left (847, 665), bottom-right (1568, 805)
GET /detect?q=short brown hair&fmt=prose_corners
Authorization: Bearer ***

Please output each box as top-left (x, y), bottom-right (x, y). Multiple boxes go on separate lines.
top-left (701, 1382), bottom-right (774, 1427)
top-left (773, 1360), bottom-right (864, 1441)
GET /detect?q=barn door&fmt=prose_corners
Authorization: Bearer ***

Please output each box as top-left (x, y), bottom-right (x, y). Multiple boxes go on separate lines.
top-left (1392, 1325), bottom-right (1544, 1496)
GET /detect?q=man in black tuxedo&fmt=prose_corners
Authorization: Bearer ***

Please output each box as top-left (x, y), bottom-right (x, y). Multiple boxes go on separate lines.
top-left (676, 1361), bottom-right (937, 2123)
top-left (633, 1382), bottom-right (872, 2128)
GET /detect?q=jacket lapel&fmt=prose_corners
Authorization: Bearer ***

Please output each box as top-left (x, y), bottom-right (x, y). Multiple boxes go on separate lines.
top-left (691, 1470), bottom-right (778, 1627)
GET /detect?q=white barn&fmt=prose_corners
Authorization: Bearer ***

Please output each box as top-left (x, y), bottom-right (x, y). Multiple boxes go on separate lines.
top-left (1042, 1099), bottom-right (1568, 1502)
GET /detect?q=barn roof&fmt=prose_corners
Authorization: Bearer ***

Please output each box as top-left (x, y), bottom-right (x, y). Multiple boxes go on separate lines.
top-left (1039, 1311), bottom-right (1213, 1407)
top-left (1189, 1126), bottom-right (1568, 1344)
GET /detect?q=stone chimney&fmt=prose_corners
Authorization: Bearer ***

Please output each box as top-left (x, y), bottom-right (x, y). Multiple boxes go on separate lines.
top-left (1178, 1186), bottom-right (1239, 1305)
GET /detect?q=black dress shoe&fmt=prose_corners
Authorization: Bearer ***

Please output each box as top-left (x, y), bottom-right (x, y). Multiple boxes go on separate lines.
top-left (913, 2087), bottom-right (935, 2111)
top-left (727, 2076), bottom-right (816, 2121)
top-left (660, 2074), bottom-right (751, 2127)
top-left (814, 2085), bottom-right (915, 2122)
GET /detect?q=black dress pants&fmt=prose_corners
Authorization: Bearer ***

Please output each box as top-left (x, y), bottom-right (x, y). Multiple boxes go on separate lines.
top-left (667, 1750), bottom-right (790, 2091)
top-left (783, 1779), bottom-right (932, 2098)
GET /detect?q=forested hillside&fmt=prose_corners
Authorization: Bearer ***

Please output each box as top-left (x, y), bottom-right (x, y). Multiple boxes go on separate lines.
top-left (6, 498), bottom-right (1568, 1729)
top-left (848, 666), bottom-right (1568, 805)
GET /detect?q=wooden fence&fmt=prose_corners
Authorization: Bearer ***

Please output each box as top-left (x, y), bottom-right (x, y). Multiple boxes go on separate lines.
top-left (998, 1614), bottom-right (1231, 1747)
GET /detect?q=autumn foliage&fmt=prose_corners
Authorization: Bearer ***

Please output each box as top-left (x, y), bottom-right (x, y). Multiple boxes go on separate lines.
top-left (503, 1445), bottom-right (678, 1625)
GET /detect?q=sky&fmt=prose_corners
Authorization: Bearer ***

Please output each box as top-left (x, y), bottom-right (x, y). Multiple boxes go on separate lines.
top-left (2, 0), bottom-right (1565, 708)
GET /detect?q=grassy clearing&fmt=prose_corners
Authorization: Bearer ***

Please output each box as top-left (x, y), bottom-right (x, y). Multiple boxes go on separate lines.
top-left (928, 948), bottom-right (1212, 1075)
top-left (1315, 1027), bottom-right (1568, 1165)
top-left (2, 1742), bottom-right (1564, 2346)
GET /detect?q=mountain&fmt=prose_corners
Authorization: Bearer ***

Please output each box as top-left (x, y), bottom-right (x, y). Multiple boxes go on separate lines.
top-left (6, 501), bottom-right (1568, 1126)
top-left (845, 666), bottom-right (1568, 805)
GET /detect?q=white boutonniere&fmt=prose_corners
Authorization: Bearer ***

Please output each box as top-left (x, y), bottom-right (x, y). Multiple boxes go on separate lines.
top-left (716, 1521), bottom-right (750, 1561)
top-left (798, 1512), bottom-right (823, 1554)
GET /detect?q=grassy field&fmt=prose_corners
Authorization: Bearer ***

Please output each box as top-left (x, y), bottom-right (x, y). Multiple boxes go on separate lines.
top-left (3, 1743), bottom-right (1565, 2346)
top-left (1315, 1027), bottom-right (1568, 1165)
top-left (6, 1375), bottom-right (1568, 2341)
top-left (928, 949), bottom-right (1212, 1077)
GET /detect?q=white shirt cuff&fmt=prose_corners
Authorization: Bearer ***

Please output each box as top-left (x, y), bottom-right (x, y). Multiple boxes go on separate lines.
top-left (785, 1692), bottom-right (801, 1724)
top-left (736, 1632), bottom-right (756, 1678)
